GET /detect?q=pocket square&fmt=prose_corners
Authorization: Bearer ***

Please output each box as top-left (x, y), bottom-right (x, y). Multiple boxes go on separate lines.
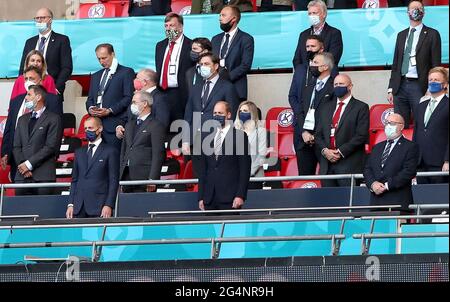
top-left (142, 130), bottom-right (147, 133)
top-left (39, 127), bottom-right (44, 129)
top-left (99, 159), bottom-right (104, 162)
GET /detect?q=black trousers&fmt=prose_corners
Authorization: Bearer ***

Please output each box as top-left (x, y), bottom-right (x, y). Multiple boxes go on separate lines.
top-left (129, 4), bottom-right (155, 16)
top-left (121, 166), bottom-right (147, 193)
top-left (321, 165), bottom-right (361, 187)
top-left (75, 203), bottom-right (100, 218)
top-left (417, 164), bottom-right (448, 184)
top-left (15, 178), bottom-right (55, 195)
top-left (204, 202), bottom-right (240, 216)
top-left (297, 144), bottom-right (319, 176)
top-left (393, 78), bottom-right (423, 129)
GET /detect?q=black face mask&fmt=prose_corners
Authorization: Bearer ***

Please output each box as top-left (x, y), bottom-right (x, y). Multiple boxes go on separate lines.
top-left (309, 65), bottom-right (321, 78)
top-left (307, 50), bottom-right (318, 61)
top-left (190, 50), bottom-right (200, 62)
top-left (220, 20), bottom-right (233, 32)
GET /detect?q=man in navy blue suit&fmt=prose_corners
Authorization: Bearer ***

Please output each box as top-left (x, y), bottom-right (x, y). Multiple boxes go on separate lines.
top-left (211, 5), bottom-right (254, 102)
top-left (364, 113), bottom-right (419, 212)
top-left (86, 43), bottom-right (135, 150)
top-left (198, 101), bottom-right (251, 212)
top-left (66, 117), bottom-right (119, 219)
top-left (182, 53), bottom-right (239, 177)
top-left (413, 67), bottom-right (449, 184)
top-left (1, 68), bottom-right (62, 182)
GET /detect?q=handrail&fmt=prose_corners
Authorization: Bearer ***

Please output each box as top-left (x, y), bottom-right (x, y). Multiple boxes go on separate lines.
top-left (359, 215), bottom-right (449, 220)
top-left (409, 204), bottom-right (449, 209)
top-left (353, 232), bottom-right (449, 239)
top-left (0, 216), bottom-right (355, 230)
top-left (0, 215), bottom-right (39, 221)
top-left (148, 205), bottom-right (402, 217)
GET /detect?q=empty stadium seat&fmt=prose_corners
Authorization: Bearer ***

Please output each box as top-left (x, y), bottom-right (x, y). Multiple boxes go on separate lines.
top-left (63, 113), bottom-right (77, 138)
top-left (281, 156), bottom-right (298, 176)
top-left (75, 114), bottom-right (90, 145)
top-left (278, 132), bottom-right (296, 158)
top-left (265, 107), bottom-right (294, 134)
top-left (285, 180), bottom-right (321, 189)
top-left (76, 2), bottom-right (120, 19)
top-left (356, 0), bottom-right (388, 8)
top-left (171, 0), bottom-right (192, 14)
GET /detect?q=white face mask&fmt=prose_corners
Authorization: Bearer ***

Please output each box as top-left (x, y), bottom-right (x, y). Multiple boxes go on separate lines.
top-left (25, 98), bottom-right (37, 111)
top-left (384, 124), bottom-right (398, 140)
top-left (309, 15), bottom-right (321, 27)
top-left (130, 103), bottom-right (141, 116)
top-left (24, 80), bottom-right (36, 92)
top-left (200, 66), bottom-right (212, 79)
top-left (35, 22), bottom-right (48, 33)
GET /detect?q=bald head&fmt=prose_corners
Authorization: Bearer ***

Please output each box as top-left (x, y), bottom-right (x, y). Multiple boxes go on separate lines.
top-left (36, 8), bottom-right (53, 18)
top-left (333, 74), bottom-right (353, 99)
top-left (386, 113), bottom-right (405, 126)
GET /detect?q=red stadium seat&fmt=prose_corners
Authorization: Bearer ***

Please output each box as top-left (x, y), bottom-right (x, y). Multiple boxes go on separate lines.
top-left (281, 156), bottom-right (298, 176)
top-left (171, 0), bottom-right (192, 15)
top-left (75, 114), bottom-right (90, 145)
top-left (368, 104), bottom-right (394, 152)
top-left (278, 133), bottom-right (296, 158)
top-left (285, 180), bottom-right (321, 189)
top-left (76, 2), bottom-right (120, 19)
top-left (434, 0), bottom-right (449, 5)
top-left (265, 107), bottom-right (294, 135)
top-left (356, 0), bottom-right (388, 8)
top-left (373, 128), bottom-right (414, 146)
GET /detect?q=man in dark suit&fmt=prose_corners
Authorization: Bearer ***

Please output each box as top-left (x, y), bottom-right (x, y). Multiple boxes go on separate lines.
top-left (66, 117), bottom-right (119, 219)
top-left (12, 85), bottom-right (63, 195)
top-left (186, 37), bottom-right (212, 96)
top-left (387, 0), bottom-right (441, 128)
top-left (292, 0), bottom-right (343, 67)
top-left (155, 13), bottom-right (195, 127)
top-left (120, 91), bottom-right (166, 193)
top-left (364, 113), bottom-right (419, 212)
top-left (86, 43), bottom-right (135, 150)
top-left (296, 52), bottom-right (335, 175)
top-left (413, 67), bottom-right (449, 184)
top-left (20, 8), bottom-right (72, 101)
top-left (315, 74), bottom-right (369, 187)
top-left (182, 53), bottom-right (239, 177)
top-left (198, 101), bottom-right (251, 212)
top-left (1, 70), bottom-right (63, 182)
top-left (211, 5), bottom-right (254, 102)
top-left (128, 0), bottom-right (171, 16)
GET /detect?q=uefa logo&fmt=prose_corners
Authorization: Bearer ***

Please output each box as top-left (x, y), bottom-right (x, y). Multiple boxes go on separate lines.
top-left (179, 6), bottom-right (192, 15)
top-left (362, 0), bottom-right (380, 8)
top-left (381, 108), bottom-right (394, 126)
top-left (301, 182), bottom-right (318, 189)
top-left (88, 4), bottom-right (106, 18)
top-left (277, 109), bottom-right (294, 128)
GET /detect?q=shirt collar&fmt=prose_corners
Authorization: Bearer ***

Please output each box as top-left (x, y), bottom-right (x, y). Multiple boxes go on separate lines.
top-left (317, 75), bottom-right (330, 85)
top-left (33, 106), bottom-right (46, 118)
top-left (207, 73), bottom-right (220, 85)
top-left (109, 57), bottom-right (119, 74)
top-left (217, 122), bottom-right (231, 136)
top-left (337, 94), bottom-right (352, 106)
top-left (139, 112), bottom-right (151, 121)
top-left (39, 30), bottom-right (52, 40)
top-left (225, 27), bottom-right (239, 40)
top-left (145, 86), bottom-right (157, 94)
top-left (90, 137), bottom-right (102, 147)
top-left (432, 93), bottom-right (446, 103)
top-left (410, 23), bottom-right (423, 33)
top-left (171, 34), bottom-right (184, 45)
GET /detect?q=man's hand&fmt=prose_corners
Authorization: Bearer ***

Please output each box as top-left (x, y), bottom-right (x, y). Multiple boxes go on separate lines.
top-left (182, 143), bottom-right (191, 155)
top-left (66, 206), bottom-right (73, 219)
top-left (96, 108), bottom-right (111, 117)
top-left (323, 148), bottom-right (341, 163)
top-left (100, 206), bottom-right (113, 218)
top-left (17, 162), bottom-right (30, 175)
top-left (116, 125), bottom-right (125, 139)
top-left (146, 184), bottom-right (157, 192)
top-left (1, 155), bottom-right (8, 170)
top-left (387, 92), bottom-right (394, 104)
top-left (23, 171), bottom-right (33, 178)
top-left (199, 200), bottom-right (205, 211)
top-left (443, 161), bottom-right (449, 172)
top-left (371, 181), bottom-right (387, 195)
top-left (302, 131), bottom-right (314, 145)
top-left (232, 197), bottom-right (244, 209)
top-left (88, 106), bottom-right (99, 116)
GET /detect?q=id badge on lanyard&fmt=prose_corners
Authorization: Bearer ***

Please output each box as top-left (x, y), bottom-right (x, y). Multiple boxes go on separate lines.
top-left (303, 108), bottom-right (316, 131)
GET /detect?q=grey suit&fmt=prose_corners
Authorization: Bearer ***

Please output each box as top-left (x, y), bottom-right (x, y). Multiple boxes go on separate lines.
top-left (119, 117), bottom-right (166, 192)
top-left (13, 110), bottom-right (63, 194)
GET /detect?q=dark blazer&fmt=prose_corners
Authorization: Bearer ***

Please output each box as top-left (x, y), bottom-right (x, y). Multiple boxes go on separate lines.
top-left (149, 88), bottom-right (170, 129)
top-left (293, 23), bottom-right (343, 67)
top-left (119, 117), bottom-right (166, 181)
top-left (128, 0), bottom-right (172, 15)
top-left (185, 65), bottom-right (202, 96)
top-left (1, 93), bottom-right (63, 178)
top-left (155, 35), bottom-right (194, 107)
top-left (13, 110), bottom-right (63, 182)
top-left (69, 142), bottom-right (119, 217)
top-left (315, 97), bottom-right (369, 175)
top-left (198, 126), bottom-right (251, 207)
top-left (183, 77), bottom-right (239, 144)
top-left (85, 64), bottom-right (135, 135)
top-left (364, 136), bottom-right (419, 211)
top-left (212, 29), bottom-right (255, 100)
top-left (297, 75), bottom-right (335, 149)
top-left (413, 95), bottom-right (449, 167)
top-left (388, 25), bottom-right (441, 95)
top-left (19, 31), bottom-right (73, 93)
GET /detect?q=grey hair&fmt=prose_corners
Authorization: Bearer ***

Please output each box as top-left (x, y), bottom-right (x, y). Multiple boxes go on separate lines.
top-left (139, 68), bottom-right (159, 84)
top-left (307, 0), bottom-right (327, 16)
top-left (317, 52), bottom-right (335, 71)
top-left (135, 90), bottom-right (153, 107)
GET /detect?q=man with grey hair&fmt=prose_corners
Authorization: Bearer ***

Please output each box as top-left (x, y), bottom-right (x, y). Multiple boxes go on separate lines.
top-left (297, 52), bottom-right (336, 175)
top-left (119, 91), bottom-right (166, 193)
top-left (292, 0), bottom-right (343, 67)
top-left (20, 7), bottom-right (73, 103)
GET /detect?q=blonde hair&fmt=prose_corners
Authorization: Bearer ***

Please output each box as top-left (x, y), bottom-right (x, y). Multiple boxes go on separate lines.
top-left (24, 50), bottom-right (48, 77)
top-left (428, 66), bottom-right (449, 83)
top-left (234, 101), bottom-right (261, 131)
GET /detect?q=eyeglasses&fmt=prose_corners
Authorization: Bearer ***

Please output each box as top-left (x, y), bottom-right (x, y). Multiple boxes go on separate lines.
top-left (386, 121), bottom-right (404, 126)
top-left (34, 16), bottom-right (51, 21)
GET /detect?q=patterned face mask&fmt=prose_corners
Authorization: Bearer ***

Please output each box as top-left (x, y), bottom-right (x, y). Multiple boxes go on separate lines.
top-left (408, 8), bottom-right (424, 21)
top-left (165, 29), bottom-right (179, 42)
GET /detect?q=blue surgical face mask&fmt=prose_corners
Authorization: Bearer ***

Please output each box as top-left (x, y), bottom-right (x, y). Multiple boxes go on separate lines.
top-left (24, 99), bottom-right (36, 111)
top-left (428, 82), bottom-right (444, 94)
top-left (35, 22), bottom-right (48, 33)
top-left (130, 103), bottom-right (141, 116)
top-left (213, 115), bottom-right (226, 127)
top-left (85, 129), bottom-right (98, 142)
top-left (308, 15), bottom-right (321, 26)
top-left (384, 124), bottom-right (398, 140)
top-left (334, 86), bottom-right (349, 98)
top-left (200, 65), bottom-right (212, 79)
top-left (239, 112), bottom-right (251, 124)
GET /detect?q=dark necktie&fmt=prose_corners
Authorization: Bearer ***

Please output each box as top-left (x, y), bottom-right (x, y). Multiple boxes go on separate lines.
top-left (220, 33), bottom-right (230, 59)
top-left (133, 118), bottom-right (144, 139)
top-left (310, 80), bottom-right (324, 108)
top-left (87, 143), bottom-right (95, 164)
top-left (201, 80), bottom-right (211, 108)
top-left (380, 140), bottom-right (394, 167)
top-left (330, 101), bottom-right (344, 149)
top-left (38, 36), bottom-right (46, 54)
top-left (161, 41), bottom-right (176, 90)
top-left (401, 28), bottom-right (416, 76)
top-left (214, 129), bottom-right (222, 160)
top-left (28, 111), bottom-right (38, 135)
top-left (98, 68), bottom-right (110, 96)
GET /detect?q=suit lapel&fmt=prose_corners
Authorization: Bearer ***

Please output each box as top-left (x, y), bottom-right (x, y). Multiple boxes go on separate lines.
top-left (132, 118), bottom-right (151, 145)
top-left (205, 78), bottom-right (221, 109)
top-left (102, 65), bottom-right (118, 94)
top-left (415, 26), bottom-right (428, 53)
top-left (381, 136), bottom-right (405, 168)
top-left (217, 127), bottom-right (234, 163)
top-left (398, 29), bottom-right (408, 70)
top-left (29, 110), bottom-right (49, 139)
top-left (336, 98), bottom-right (355, 133)
top-left (427, 96), bottom-right (447, 126)
top-left (45, 32), bottom-right (55, 62)
top-left (87, 141), bottom-right (105, 173)
top-left (227, 29), bottom-right (241, 56)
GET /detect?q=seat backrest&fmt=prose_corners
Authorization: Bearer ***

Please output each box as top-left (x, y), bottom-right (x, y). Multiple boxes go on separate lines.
top-left (281, 157), bottom-right (298, 176)
top-left (278, 133), bottom-right (295, 158)
top-left (357, 0), bottom-right (388, 8)
top-left (182, 160), bottom-right (194, 179)
top-left (369, 104), bottom-right (394, 130)
top-left (76, 3), bottom-right (118, 19)
top-left (265, 107), bottom-right (294, 134)
top-left (286, 180), bottom-right (321, 189)
top-left (0, 116), bottom-right (7, 139)
top-left (77, 114), bottom-right (91, 136)
top-left (171, 0), bottom-right (192, 15)
top-left (374, 129), bottom-right (415, 146)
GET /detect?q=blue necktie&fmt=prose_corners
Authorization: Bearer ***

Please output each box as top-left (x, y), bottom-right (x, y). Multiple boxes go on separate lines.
top-left (220, 34), bottom-right (230, 59)
top-left (38, 36), bottom-right (46, 54)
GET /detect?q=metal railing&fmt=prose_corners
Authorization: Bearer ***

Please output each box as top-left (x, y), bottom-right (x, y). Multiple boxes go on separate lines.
top-left (0, 171), bottom-right (448, 218)
top-left (0, 215), bottom-right (39, 222)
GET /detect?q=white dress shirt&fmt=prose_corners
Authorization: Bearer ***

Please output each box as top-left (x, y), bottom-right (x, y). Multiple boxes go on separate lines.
top-left (35, 30), bottom-right (52, 58)
top-left (160, 34), bottom-right (184, 88)
top-left (405, 23), bottom-right (423, 78)
top-left (220, 27), bottom-right (239, 59)
top-left (214, 123), bottom-right (231, 152)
